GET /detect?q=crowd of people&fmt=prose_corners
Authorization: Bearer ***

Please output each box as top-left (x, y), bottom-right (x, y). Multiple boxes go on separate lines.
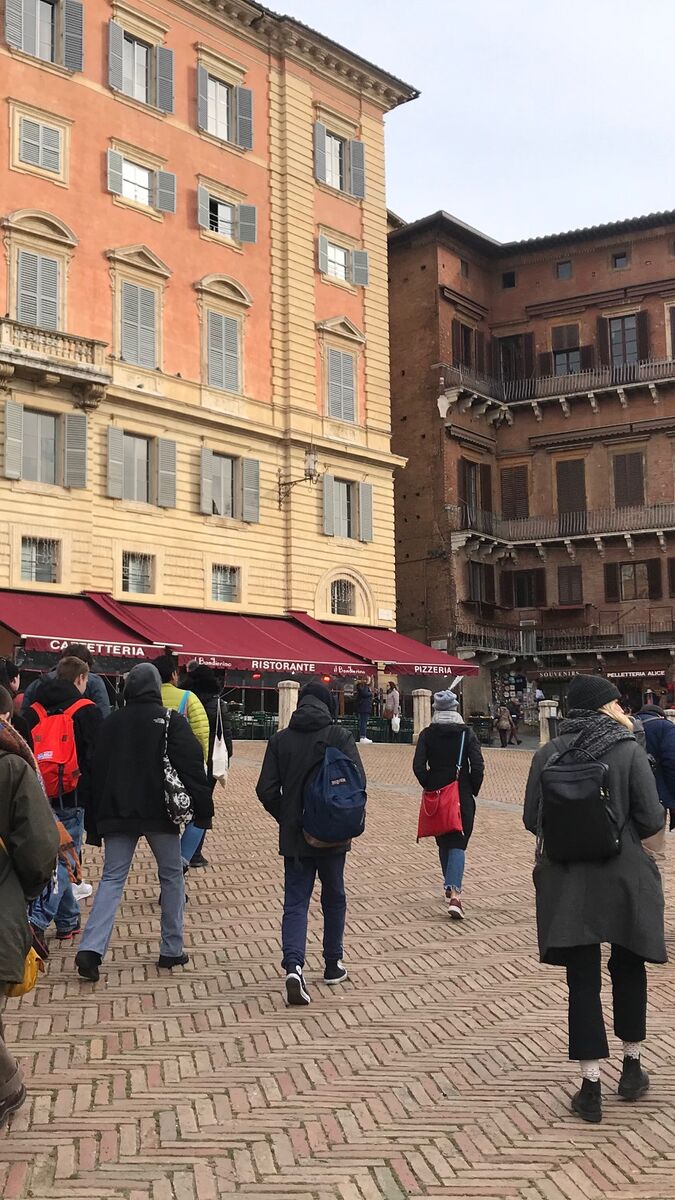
top-left (1, 649), bottom-right (674, 1131)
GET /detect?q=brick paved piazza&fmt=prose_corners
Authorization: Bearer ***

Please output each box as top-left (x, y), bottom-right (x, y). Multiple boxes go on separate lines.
top-left (3, 743), bottom-right (675, 1200)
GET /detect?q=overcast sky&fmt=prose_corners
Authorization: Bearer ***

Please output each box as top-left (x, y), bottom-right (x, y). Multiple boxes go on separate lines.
top-left (280, 0), bottom-right (675, 242)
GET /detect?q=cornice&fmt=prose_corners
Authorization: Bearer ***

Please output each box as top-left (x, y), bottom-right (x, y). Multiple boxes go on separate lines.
top-left (440, 285), bottom-right (489, 322)
top-left (526, 276), bottom-right (675, 319)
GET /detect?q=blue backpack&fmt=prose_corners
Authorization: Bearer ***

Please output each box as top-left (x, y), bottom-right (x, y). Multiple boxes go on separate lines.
top-left (303, 743), bottom-right (367, 849)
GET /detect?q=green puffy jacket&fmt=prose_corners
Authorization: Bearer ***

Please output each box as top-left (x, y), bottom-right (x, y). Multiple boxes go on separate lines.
top-left (160, 683), bottom-right (210, 761)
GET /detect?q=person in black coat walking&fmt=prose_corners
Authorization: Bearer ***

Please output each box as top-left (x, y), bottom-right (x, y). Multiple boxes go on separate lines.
top-left (75, 664), bottom-right (214, 982)
top-left (413, 689), bottom-right (484, 921)
top-left (181, 665), bottom-right (234, 868)
top-left (354, 678), bottom-right (373, 744)
top-left (256, 683), bottom-right (365, 1006)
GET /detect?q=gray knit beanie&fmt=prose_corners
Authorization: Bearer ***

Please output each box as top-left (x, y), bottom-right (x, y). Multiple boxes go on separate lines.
top-left (433, 689), bottom-right (459, 712)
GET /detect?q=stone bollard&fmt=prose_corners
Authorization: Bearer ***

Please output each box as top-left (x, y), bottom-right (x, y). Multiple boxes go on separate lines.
top-left (277, 679), bottom-right (300, 731)
top-left (412, 688), bottom-right (432, 744)
top-left (665, 709), bottom-right (675, 726)
top-left (539, 699), bottom-right (559, 746)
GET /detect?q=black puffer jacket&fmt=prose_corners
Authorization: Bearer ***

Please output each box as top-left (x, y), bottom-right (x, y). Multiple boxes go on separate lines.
top-left (256, 695), bottom-right (366, 857)
top-left (87, 664), bottom-right (213, 844)
top-left (413, 719), bottom-right (485, 851)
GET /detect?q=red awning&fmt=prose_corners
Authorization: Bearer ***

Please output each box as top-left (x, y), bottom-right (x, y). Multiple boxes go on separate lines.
top-left (288, 612), bottom-right (480, 676)
top-left (85, 595), bottom-right (372, 676)
top-left (0, 591), bottom-right (158, 657)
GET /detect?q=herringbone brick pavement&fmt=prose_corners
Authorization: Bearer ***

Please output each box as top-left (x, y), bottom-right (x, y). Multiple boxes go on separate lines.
top-left (2, 743), bottom-right (675, 1200)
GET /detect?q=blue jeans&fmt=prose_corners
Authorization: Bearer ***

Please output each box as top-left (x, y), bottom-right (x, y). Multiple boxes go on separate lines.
top-left (31, 806), bottom-right (84, 934)
top-left (438, 845), bottom-right (465, 893)
top-left (180, 822), bottom-right (205, 865)
top-left (282, 854), bottom-right (347, 970)
top-left (80, 832), bottom-right (184, 959)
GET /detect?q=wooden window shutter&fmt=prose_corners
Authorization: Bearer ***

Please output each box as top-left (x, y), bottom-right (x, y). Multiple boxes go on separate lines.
top-left (580, 345), bottom-right (594, 370)
top-left (475, 331), bottom-right (485, 373)
top-left (668, 557), bottom-right (675, 598)
top-left (348, 139), bottom-right (365, 198)
top-left (155, 171), bottom-right (176, 214)
top-left (107, 149), bottom-right (124, 195)
top-left (484, 563), bottom-right (496, 604)
top-left (317, 235), bottom-right (329, 274)
top-left (156, 438), bottom-right (176, 508)
top-left (670, 308), bottom-right (675, 358)
top-left (108, 20), bottom-right (124, 91)
top-left (538, 351), bottom-right (553, 376)
top-left (40, 125), bottom-right (60, 172)
top-left (467, 561), bottom-right (478, 602)
top-left (234, 86), bottom-right (253, 150)
top-left (597, 316), bottom-right (610, 366)
top-left (241, 458), bottom-right (259, 523)
top-left (647, 558), bottom-right (662, 601)
top-left (197, 64), bottom-right (209, 130)
top-left (523, 332), bottom-right (535, 377)
top-left (501, 465), bottom-right (529, 519)
top-left (4, 399), bottom-right (23, 480)
top-left (19, 118), bottom-right (41, 166)
top-left (63, 412), bottom-right (87, 489)
top-left (351, 250), bottom-right (369, 287)
top-left (314, 122), bottom-right (327, 183)
top-left (636, 310), bottom-right (650, 360)
top-left (500, 571), bottom-right (514, 608)
top-left (556, 459), bottom-right (586, 513)
top-left (197, 185), bottom-right (209, 229)
top-left (17, 250), bottom-right (39, 326)
top-left (613, 452), bottom-right (644, 507)
top-left (323, 474), bottom-right (335, 536)
top-left (451, 319), bottom-right (462, 365)
top-left (358, 481), bottom-right (373, 542)
top-left (38, 256), bottom-right (58, 330)
top-left (107, 426), bottom-right (124, 499)
top-left (480, 463), bottom-right (493, 513)
top-left (604, 562), bottom-right (620, 603)
top-left (208, 312), bottom-right (239, 392)
top-left (534, 568), bottom-right (547, 607)
top-left (121, 281), bottom-right (139, 364)
top-left (5, 0), bottom-right (23, 49)
top-left (155, 45), bottom-right (174, 113)
top-left (458, 456), bottom-right (468, 506)
top-left (138, 286), bottom-right (156, 368)
top-left (237, 205), bottom-right (257, 244)
top-left (63, 0), bottom-right (84, 71)
top-left (199, 447), bottom-right (213, 514)
top-left (558, 564), bottom-right (582, 606)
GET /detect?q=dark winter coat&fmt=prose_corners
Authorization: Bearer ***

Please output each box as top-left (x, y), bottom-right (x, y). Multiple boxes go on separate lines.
top-left (22, 668), bottom-right (111, 717)
top-left (637, 707), bottom-right (675, 809)
top-left (0, 740), bottom-right (59, 983)
top-left (256, 695), bottom-right (366, 858)
top-left (25, 678), bottom-right (103, 813)
top-left (355, 683), bottom-right (373, 716)
top-left (524, 733), bottom-right (666, 964)
top-left (190, 691), bottom-right (234, 787)
top-left (87, 666), bottom-right (213, 844)
top-left (413, 719), bottom-right (485, 851)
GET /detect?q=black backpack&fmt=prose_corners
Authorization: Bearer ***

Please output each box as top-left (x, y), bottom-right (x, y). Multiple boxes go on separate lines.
top-left (538, 739), bottom-right (623, 864)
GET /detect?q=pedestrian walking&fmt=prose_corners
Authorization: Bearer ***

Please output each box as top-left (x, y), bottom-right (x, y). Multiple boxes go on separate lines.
top-left (153, 653), bottom-right (210, 866)
top-left (182, 665), bottom-right (234, 867)
top-left (495, 705), bottom-right (516, 748)
top-left (355, 677), bottom-right (373, 744)
top-left (256, 682), bottom-right (366, 1005)
top-left (0, 699), bottom-right (59, 1129)
top-left (383, 681), bottom-right (401, 741)
top-left (413, 690), bottom-right (484, 920)
top-left (75, 664), bottom-right (213, 982)
top-left (22, 644), bottom-right (111, 718)
top-left (635, 702), bottom-right (675, 863)
top-left (508, 696), bottom-right (523, 745)
top-left (523, 674), bottom-right (666, 1124)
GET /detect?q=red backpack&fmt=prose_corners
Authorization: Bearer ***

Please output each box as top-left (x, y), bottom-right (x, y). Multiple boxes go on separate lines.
top-left (30, 699), bottom-right (94, 800)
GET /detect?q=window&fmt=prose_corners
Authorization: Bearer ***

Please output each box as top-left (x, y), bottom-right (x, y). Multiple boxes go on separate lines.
top-left (331, 578), bottom-right (355, 616)
top-left (196, 66), bottom-right (253, 149)
top-left (211, 454), bottom-right (234, 517)
top-left (500, 465), bottom-right (529, 520)
top-left (121, 281), bottom-right (157, 368)
top-left (122, 159), bottom-right (151, 205)
top-left (122, 551), bottom-right (153, 594)
top-left (605, 560), bottom-right (661, 603)
top-left (622, 562), bottom-right (649, 600)
top-left (451, 320), bottom-right (485, 372)
top-left (6, 0), bottom-right (83, 70)
top-left (318, 236), bottom-right (368, 286)
top-left (554, 348), bottom-right (581, 375)
top-left (18, 116), bottom-right (60, 172)
top-left (17, 250), bottom-right (58, 330)
top-left (333, 479), bottom-right (355, 538)
top-left (327, 348), bottom-right (356, 422)
top-left (122, 433), bottom-right (149, 502)
top-left (460, 258), bottom-right (469, 278)
top-left (212, 564), bottom-right (239, 602)
top-left (558, 565), bottom-right (583, 606)
top-left (21, 536), bottom-right (58, 583)
top-left (613, 451), bottom-right (644, 507)
top-left (22, 409), bottom-right (56, 483)
top-left (502, 270), bottom-right (516, 289)
top-left (107, 150), bottom-right (176, 215)
top-left (314, 123), bottom-right (365, 198)
top-left (207, 311), bottom-right (240, 392)
top-left (199, 448), bottom-right (259, 523)
top-left (209, 197), bottom-right (234, 237)
top-left (323, 475), bottom-right (372, 542)
top-left (612, 250), bottom-right (629, 270)
top-left (196, 187), bottom-right (256, 243)
top-left (556, 260), bottom-right (572, 280)
top-left (500, 569), bottom-right (546, 608)
top-left (498, 333), bottom-right (534, 381)
top-left (468, 561), bottom-right (495, 605)
top-left (459, 458), bottom-right (492, 527)
top-left (108, 22), bottom-right (173, 113)
top-left (609, 314), bottom-right (638, 367)
top-left (122, 34), bottom-right (149, 102)
top-left (325, 131), bottom-right (345, 190)
top-left (207, 75), bottom-right (231, 140)
top-left (327, 241), bottom-right (349, 281)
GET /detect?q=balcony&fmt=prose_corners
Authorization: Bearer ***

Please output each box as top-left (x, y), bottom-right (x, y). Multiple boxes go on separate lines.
top-left (456, 617), bottom-right (675, 659)
top-left (0, 319), bottom-right (110, 405)
top-left (448, 502), bottom-right (675, 544)
top-left (439, 356), bottom-right (675, 408)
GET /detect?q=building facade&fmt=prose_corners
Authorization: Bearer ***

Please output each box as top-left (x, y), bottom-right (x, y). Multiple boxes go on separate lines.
top-left (0, 0), bottom-right (418, 687)
top-left (389, 209), bottom-right (675, 713)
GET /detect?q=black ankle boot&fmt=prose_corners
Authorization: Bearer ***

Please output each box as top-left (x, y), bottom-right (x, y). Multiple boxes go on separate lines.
top-left (618, 1056), bottom-right (650, 1100)
top-left (571, 1078), bottom-right (602, 1123)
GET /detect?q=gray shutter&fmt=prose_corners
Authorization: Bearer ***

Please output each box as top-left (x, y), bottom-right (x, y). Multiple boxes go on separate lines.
top-left (107, 148), bottom-right (124, 195)
top-left (341, 352), bottom-right (355, 422)
top-left (138, 286), bottom-right (156, 368)
top-left (156, 438), bottom-right (176, 508)
top-left (121, 281), bottom-right (139, 363)
top-left (38, 256), bottom-right (58, 330)
top-left (197, 184), bottom-right (210, 229)
top-left (108, 20), bottom-right (124, 91)
top-left (327, 348), bottom-right (342, 418)
top-left (22, 0), bottom-right (35, 55)
top-left (237, 205), bottom-right (257, 244)
top-left (207, 312), bottom-right (224, 388)
top-left (63, 412), bottom-right (87, 489)
top-left (4, 400), bottom-right (23, 481)
top-left (223, 316), bottom-right (239, 392)
top-left (19, 118), bottom-right (41, 166)
top-left (234, 86), bottom-right (253, 150)
top-left (318, 235), bottom-right (329, 275)
top-left (323, 473), bottom-right (335, 536)
top-left (314, 121), bottom-right (327, 183)
top-left (17, 250), bottom-right (39, 325)
top-left (40, 125), bottom-right (61, 172)
top-left (5, 0), bottom-right (23, 49)
top-left (351, 250), bottom-right (369, 287)
top-left (197, 63), bottom-right (209, 130)
top-left (200, 447), bottom-right (213, 514)
top-left (242, 458), bottom-right (259, 523)
top-left (155, 170), bottom-right (176, 214)
top-left (358, 481), bottom-right (373, 543)
top-left (155, 45), bottom-right (174, 113)
top-left (348, 139), bottom-right (365, 199)
top-left (63, 0), bottom-right (84, 71)
top-left (107, 426), bottom-right (124, 498)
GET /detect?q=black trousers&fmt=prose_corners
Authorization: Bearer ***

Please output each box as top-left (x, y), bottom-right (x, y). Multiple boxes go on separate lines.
top-left (564, 943), bottom-right (647, 1060)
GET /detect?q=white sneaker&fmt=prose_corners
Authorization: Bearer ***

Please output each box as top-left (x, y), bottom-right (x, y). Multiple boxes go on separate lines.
top-left (359, 737), bottom-right (373, 744)
top-left (285, 966), bottom-right (311, 1006)
top-left (72, 882), bottom-right (93, 901)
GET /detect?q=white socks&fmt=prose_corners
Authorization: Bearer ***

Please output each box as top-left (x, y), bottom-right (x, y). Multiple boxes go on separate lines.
top-left (580, 1060), bottom-right (600, 1082)
top-left (623, 1041), bottom-right (642, 1060)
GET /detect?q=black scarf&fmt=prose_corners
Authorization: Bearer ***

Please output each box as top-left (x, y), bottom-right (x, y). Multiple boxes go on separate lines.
top-left (560, 709), bottom-right (635, 759)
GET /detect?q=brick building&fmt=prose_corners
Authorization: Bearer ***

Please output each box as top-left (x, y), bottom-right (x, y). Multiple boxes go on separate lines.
top-left (389, 208), bottom-right (675, 713)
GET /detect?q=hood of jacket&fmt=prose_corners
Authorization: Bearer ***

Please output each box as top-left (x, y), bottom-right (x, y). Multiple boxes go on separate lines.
top-left (124, 663), bottom-right (162, 704)
top-left (638, 706), bottom-right (666, 721)
top-left (33, 676), bottom-right (82, 712)
top-left (288, 695), bottom-right (334, 733)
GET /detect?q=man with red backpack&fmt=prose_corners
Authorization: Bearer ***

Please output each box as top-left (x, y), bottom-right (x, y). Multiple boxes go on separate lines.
top-left (25, 657), bottom-right (103, 947)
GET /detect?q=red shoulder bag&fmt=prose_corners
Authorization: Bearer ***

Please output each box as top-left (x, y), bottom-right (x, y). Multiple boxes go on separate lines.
top-left (417, 731), bottom-right (466, 840)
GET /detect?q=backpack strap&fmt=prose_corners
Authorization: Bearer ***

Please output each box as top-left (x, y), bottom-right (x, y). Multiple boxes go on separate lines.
top-left (178, 691), bottom-right (189, 716)
top-left (455, 731), bottom-right (466, 780)
top-left (30, 703), bottom-right (47, 721)
top-left (64, 698), bottom-right (95, 717)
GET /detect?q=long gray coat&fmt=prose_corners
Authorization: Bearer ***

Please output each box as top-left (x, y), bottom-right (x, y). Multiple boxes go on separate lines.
top-left (524, 734), bottom-right (666, 965)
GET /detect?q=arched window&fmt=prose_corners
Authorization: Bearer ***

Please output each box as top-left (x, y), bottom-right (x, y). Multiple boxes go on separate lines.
top-left (331, 578), bottom-right (355, 616)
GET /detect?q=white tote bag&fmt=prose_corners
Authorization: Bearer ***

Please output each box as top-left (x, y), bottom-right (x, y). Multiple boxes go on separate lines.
top-left (212, 700), bottom-right (229, 783)
top-left (391, 714), bottom-right (401, 734)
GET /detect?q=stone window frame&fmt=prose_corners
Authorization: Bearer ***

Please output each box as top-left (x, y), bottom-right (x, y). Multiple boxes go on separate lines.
top-left (203, 552), bottom-right (248, 611)
top-left (9, 521), bottom-right (73, 593)
top-left (112, 537), bottom-right (165, 602)
top-left (317, 224), bottom-right (358, 293)
top-left (1, 209), bottom-right (77, 331)
top-left (316, 316), bottom-right (366, 430)
top-left (314, 564), bottom-right (375, 624)
top-left (195, 274), bottom-right (252, 399)
top-left (109, 138), bottom-right (168, 223)
top-left (196, 174), bottom-right (247, 252)
top-left (106, 244), bottom-right (171, 374)
top-left (9, 99), bottom-right (72, 188)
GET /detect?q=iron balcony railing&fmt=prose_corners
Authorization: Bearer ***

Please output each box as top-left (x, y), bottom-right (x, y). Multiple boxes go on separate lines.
top-left (456, 621), bottom-right (675, 656)
top-left (448, 502), bottom-right (675, 542)
top-left (440, 356), bottom-right (675, 404)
